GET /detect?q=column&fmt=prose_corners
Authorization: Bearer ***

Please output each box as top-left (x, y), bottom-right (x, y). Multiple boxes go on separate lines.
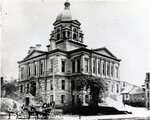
top-left (104, 60), bottom-right (107, 77)
top-left (99, 58), bottom-right (102, 76)
top-left (112, 62), bottom-right (115, 78)
top-left (109, 62), bottom-right (112, 78)
top-left (118, 64), bottom-right (120, 80)
top-left (75, 59), bottom-right (77, 73)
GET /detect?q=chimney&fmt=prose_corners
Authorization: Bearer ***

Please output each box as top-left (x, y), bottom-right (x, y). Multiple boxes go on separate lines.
top-left (46, 45), bottom-right (50, 51)
top-left (36, 44), bottom-right (41, 50)
top-left (29, 46), bottom-right (36, 53)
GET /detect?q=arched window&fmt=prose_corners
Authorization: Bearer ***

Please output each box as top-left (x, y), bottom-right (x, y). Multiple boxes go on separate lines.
top-left (73, 28), bottom-right (77, 32)
top-left (57, 33), bottom-right (60, 40)
top-left (67, 31), bottom-right (70, 38)
top-left (57, 28), bottom-right (60, 32)
top-left (73, 33), bottom-right (77, 40)
top-left (63, 31), bottom-right (66, 38)
top-left (116, 84), bottom-right (119, 93)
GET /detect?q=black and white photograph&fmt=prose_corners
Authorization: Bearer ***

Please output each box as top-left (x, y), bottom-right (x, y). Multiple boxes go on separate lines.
top-left (1, 0), bottom-right (150, 119)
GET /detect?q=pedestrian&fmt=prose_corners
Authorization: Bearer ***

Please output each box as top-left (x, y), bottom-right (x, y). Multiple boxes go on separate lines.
top-left (7, 107), bottom-right (12, 119)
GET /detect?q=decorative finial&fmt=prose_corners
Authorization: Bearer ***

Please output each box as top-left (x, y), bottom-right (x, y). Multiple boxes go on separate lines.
top-left (64, 0), bottom-right (70, 10)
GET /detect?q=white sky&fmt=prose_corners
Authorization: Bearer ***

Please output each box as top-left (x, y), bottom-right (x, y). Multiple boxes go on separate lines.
top-left (1, 0), bottom-right (150, 86)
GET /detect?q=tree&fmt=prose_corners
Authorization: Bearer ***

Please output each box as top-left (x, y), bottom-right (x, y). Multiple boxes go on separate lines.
top-left (2, 80), bottom-right (19, 97)
top-left (71, 75), bottom-right (105, 106)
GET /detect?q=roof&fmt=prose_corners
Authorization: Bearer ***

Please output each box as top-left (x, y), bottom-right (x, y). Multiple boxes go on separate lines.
top-left (56, 1), bottom-right (77, 22)
top-left (121, 85), bottom-right (134, 94)
top-left (130, 86), bottom-right (144, 94)
top-left (92, 47), bottom-right (117, 58)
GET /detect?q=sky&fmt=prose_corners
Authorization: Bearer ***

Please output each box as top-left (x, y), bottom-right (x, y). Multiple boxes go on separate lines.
top-left (1, 0), bottom-right (150, 86)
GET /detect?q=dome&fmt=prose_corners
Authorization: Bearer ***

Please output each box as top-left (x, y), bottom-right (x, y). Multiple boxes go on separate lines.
top-left (56, 1), bottom-right (77, 22)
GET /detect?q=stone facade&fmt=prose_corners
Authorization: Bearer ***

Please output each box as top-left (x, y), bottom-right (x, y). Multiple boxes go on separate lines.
top-left (18, 1), bottom-right (121, 107)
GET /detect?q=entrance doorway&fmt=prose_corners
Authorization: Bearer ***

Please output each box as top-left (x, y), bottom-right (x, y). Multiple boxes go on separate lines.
top-left (30, 82), bottom-right (36, 96)
top-left (25, 97), bottom-right (29, 106)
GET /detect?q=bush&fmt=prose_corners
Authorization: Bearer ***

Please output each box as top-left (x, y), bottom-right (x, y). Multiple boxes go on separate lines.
top-left (63, 105), bottom-right (127, 115)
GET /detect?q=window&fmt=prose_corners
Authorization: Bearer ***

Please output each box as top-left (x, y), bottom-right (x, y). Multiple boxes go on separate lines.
top-left (50, 59), bottom-right (53, 73)
top-left (98, 61), bottom-right (100, 74)
top-left (27, 84), bottom-right (29, 93)
top-left (40, 61), bottom-right (44, 75)
top-left (105, 83), bottom-right (108, 91)
top-left (67, 31), bottom-right (70, 38)
top-left (123, 82), bottom-right (125, 87)
top-left (57, 28), bottom-right (60, 32)
top-left (72, 95), bottom-right (75, 104)
top-left (61, 95), bottom-right (65, 104)
top-left (76, 95), bottom-right (80, 103)
top-left (28, 65), bottom-right (30, 77)
top-left (34, 64), bottom-right (37, 76)
top-left (85, 58), bottom-right (88, 72)
top-left (20, 85), bottom-right (23, 93)
top-left (102, 62), bottom-right (105, 75)
top-left (63, 31), bottom-right (66, 38)
top-left (57, 33), bottom-right (60, 40)
top-left (71, 80), bottom-right (75, 91)
top-left (45, 79), bottom-right (47, 91)
top-left (85, 95), bottom-right (89, 103)
top-left (21, 68), bottom-right (24, 79)
top-left (147, 83), bottom-right (149, 89)
top-left (111, 65), bottom-right (114, 77)
top-left (147, 93), bottom-right (149, 98)
top-left (61, 60), bottom-right (65, 72)
top-left (50, 80), bottom-right (53, 90)
top-left (116, 66), bottom-right (119, 78)
top-left (77, 59), bottom-right (80, 73)
top-left (126, 94), bottom-right (128, 99)
top-left (107, 63), bottom-right (110, 76)
top-left (146, 73), bottom-right (149, 79)
top-left (116, 84), bottom-right (119, 93)
top-left (72, 60), bottom-right (75, 73)
top-left (93, 59), bottom-right (96, 73)
top-left (50, 95), bottom-right (53, 102)
top-left (73, 33), bottom-right (77, 40)
top-left (111, 84), bottom-right (114, 93)
top-left (62, 80), bottom-right (65, 90)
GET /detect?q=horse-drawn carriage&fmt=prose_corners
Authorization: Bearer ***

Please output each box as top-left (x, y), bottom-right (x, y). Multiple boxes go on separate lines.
top-left (17, 104), bottom-right (52, 119)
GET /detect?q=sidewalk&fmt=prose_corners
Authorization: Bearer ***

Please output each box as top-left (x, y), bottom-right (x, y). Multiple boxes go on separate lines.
top-left (1, 111), bottom-right (150, 120)
top-left (105, 97), bottom-right (150, 116)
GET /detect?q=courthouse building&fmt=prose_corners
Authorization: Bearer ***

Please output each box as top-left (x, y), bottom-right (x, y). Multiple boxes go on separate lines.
top-left (18, 1), bottom-right (121, 106)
